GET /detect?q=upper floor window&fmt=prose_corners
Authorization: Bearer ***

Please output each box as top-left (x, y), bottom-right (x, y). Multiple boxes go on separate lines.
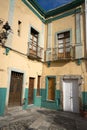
top-left (57, 31), bottom-right (71, 58)
top-left (30, 27), bottom-right (39, 46)
top-left (29, 27), bottom-right (39, 56)
top-left (28, 27), bottom-right (43, 60)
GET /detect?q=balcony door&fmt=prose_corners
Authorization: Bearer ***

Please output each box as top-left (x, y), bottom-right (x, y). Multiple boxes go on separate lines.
top-left (57, 31), bottom-right (71, 58)
top-left (29, 27), bottom-right (38, 56)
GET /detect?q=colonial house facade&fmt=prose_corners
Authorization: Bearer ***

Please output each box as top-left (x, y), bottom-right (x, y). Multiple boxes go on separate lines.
top-left (0, 0), bottom-right (86, 116)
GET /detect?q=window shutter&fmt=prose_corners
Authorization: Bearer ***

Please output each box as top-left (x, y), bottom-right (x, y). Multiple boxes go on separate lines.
top-left (75, 13), bottom-right (82, 59)
top-left (37, 33), bottom-right (41, 58)
top-left (38, 23), bottom-right (45, 61)
top-left (55, 33), bottom-right (58, 48)
top-left (54, 33), bottom-right (58, 59)
top-left (27, 25), bottom-right (31, 55)
top-left (41, 24), bottom-right (45, 61)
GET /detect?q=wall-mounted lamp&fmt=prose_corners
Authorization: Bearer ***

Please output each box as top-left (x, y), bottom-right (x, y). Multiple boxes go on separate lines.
top-left (0, 21), bottom-right (11, 44)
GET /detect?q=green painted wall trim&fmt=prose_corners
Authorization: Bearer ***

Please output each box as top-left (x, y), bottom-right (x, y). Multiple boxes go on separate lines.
top-left (23, 88), bottom-right (28, 109)
top-left (45, 0), bottom-right (84, 18)
top-left (46, 76), bottom-right (56, 100)
top-left (41, 89), bottom-right (60, 110)
top-left (41, 76), bottom-right (61, 110)
top-left (0, 88), bottom-right (7, 116)
top-left (23, 88), bottom-right (61, 110)
top-left (5, 48), bottom-right (10, 55)
top-left (82, 92), bottom-right (87, 110)
top-left (34, 89), bottom-right (41, 107)
top-left (23, 88), bottom-right (42, 109)
top-left (45, 8), bottom-right (81, 23)
top-left (82, 92), bottom-right (87, 105)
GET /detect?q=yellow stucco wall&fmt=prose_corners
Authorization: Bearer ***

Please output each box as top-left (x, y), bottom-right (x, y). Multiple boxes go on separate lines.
top-left (0, 0), bottom-right (86, 92)
top-left (43, 6), bottom-right (87, 91)
top-left (0, 0), bottom-right (9, 22)
top-left (52, 15), bottom-right (75, 46)
top-left (0, 0), bottom-right (44, 89)
top-left (12, 0), bottom-right (44, 53)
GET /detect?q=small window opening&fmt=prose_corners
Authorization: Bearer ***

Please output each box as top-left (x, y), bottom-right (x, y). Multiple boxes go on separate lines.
top-left (18, 20), bottom-right (22, 36)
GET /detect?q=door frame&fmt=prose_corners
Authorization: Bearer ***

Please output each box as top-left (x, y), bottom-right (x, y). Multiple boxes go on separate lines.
top-left (60, 75), bottom-right (82, 112)
top-left (28, 77), bottom-right (35, 104)
top-left (46, 76), bottom-right (56, 101)
top-left (6, 68), bottom-right (26, 108)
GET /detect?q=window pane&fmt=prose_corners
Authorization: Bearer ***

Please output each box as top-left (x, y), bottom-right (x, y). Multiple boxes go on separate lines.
top-left (34, 37), bottom-right (37, 42)
top-left (58, 33), bottom-right (64, 39)
top-left (66, 47), bottom-right (70, 52)
top-left (58, 39), bottom-right (64, 44)
top-left (57, 31), bottom-right (70, 54)
top-left (59, 48), bottom-right (64, 53)
top-left (66, 38), bottom-right (70, 43)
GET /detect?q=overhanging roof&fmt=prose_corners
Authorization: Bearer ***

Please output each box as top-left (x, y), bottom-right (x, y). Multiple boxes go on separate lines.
top-left (22, 0), bottom-right (85, 22)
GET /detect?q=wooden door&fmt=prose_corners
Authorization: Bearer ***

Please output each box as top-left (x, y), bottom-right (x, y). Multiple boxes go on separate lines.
top-left (8, 71), bottom-right (23, 107)
top-left (48, 78), bottom-right (55, 100)
top-left (28, 78), bottom-right (34, 104)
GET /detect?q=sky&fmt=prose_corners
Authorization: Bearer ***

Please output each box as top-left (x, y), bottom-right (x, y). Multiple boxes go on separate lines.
top-left (36, 0), bottom-right (73, 11)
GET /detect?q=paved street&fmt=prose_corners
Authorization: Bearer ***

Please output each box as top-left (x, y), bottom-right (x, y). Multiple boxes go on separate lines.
top-left (0, 106), bottom-right (87, 130)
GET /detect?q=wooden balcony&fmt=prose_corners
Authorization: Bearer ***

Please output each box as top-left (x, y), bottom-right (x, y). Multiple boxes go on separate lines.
top-left (28, 42), bottom-right (43, 60)
top-left (45, 45), bottom-right (75, 61)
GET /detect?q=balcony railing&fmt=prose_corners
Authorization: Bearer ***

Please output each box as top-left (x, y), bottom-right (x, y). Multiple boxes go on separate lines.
top-left (45, 45), bottom-right (75, 61)
top-left (28, 42), bottom-right (43, 60)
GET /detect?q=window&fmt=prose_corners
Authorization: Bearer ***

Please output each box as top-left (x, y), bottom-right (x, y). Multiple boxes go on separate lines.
top-left (29, 27), bottom-right (39, 55)
top-left (57, 31), bottom-right (70, 58)
top-left (37, 76), bottom-right (41, 96)
top-left (18, 20), bottom-right (22, 36)
top-left (28, 27), bottom-right (43, 60)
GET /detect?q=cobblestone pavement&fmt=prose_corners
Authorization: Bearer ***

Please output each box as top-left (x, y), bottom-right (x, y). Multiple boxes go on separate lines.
top-left (0, 106), bottom-right (87, 130)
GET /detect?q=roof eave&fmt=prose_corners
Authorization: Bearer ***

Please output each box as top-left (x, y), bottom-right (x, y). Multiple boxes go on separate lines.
top-left (27, 0), bottom-right (46, 17)
top-left (45, 0), bottom-right (85, 18)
